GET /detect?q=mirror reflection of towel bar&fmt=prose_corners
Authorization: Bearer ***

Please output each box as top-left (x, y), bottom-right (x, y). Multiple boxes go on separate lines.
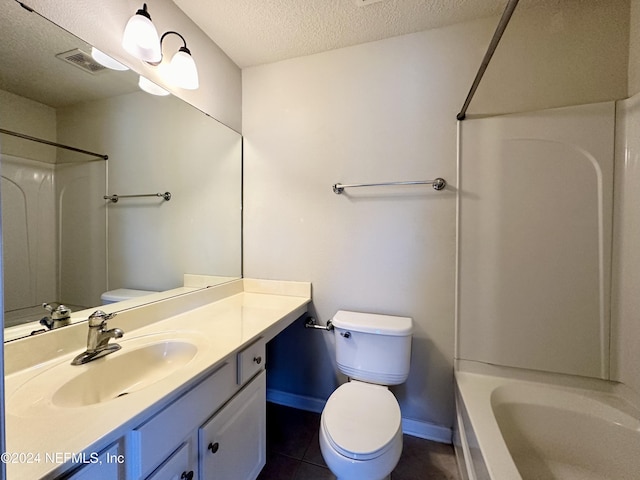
top-left (103, 192), bottom-right (172, 203)
top-left (332, 178), bottom-right (446, 194)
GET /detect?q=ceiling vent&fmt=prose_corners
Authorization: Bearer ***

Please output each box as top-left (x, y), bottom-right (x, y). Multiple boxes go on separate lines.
top-left (353, 0), bottom-right (386, 6)
top-left (56, 48), bottom-right (107, 75)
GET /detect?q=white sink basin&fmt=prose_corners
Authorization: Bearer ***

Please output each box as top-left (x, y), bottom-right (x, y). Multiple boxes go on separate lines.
top-left (8, 338), bottom-right (199, 416)
top-left (53, 340), bottom-right (197, 407)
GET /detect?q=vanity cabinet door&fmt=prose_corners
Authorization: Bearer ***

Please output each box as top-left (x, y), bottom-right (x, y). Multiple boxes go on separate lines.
top-left (199, 371), bottom-right (266, 480)
top-left (146, 439), bottom-right (196, 480)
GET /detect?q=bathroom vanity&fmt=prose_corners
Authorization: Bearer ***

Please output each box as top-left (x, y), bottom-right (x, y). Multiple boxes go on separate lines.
top-left (3, 279), bottom-right (310, 480)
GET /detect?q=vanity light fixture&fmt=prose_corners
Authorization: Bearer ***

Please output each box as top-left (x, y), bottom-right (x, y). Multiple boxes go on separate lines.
top-left (122, 3), bottom-right (161, 63)
top-left (154, 31), bottom-right (199, 90)
top-left (138, 75), bottom-right (170, 96)
top-left (91, 47), bottom-right (129, 71)
top-left (123, 4), bottom-right (199, 90)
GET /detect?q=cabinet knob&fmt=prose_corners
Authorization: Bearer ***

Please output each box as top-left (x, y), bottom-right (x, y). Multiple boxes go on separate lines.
top-left (181, 471), bottom-right (194, 480)
top-left (253, 356), bottom-right (262, 365)
top-left (208, 442), bottom-right (219, 454)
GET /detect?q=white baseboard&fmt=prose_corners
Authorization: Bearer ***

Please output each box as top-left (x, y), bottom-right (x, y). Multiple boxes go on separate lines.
top-left (266, 388), bottom-right (453, 444)
top-left (401, 417), bottom-right (452, 444)
top-left (266, 388), bottom-right (326, 413)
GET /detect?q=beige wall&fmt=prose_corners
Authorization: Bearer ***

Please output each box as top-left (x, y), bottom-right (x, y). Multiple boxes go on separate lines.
top-left (24, 0), bottom-right (242, 131)
top-left (243, 2), bottom-right (629, 436)
top-left (470, 0), bottom-right (628, 117)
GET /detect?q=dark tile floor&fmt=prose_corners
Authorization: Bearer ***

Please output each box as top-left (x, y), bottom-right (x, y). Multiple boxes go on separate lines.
top-left (258, 402), bottom-right (461, 480)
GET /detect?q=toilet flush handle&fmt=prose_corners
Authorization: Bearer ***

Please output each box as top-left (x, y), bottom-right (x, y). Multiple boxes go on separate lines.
top-left (341, 331), bottom-right (351, 338)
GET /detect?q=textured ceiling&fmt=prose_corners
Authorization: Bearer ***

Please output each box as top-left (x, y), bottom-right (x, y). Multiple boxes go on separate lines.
top-left (172, 0), bottom-right (516, 68)
top-left (0, 0), bottom-right (138, 107)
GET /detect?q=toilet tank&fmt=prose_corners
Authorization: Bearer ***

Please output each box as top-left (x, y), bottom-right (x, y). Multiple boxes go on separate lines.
top-left (101, 288), bottom-right (157, 305)
top-left (332, 310), bottom-right (412, 385)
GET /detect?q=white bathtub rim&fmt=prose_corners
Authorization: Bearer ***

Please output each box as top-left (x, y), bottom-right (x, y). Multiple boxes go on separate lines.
top-left (455, 360), bottom-right (640, 480)
top-left (456, 369), bottom-right (522, 480)
top-left (456, 359), bottom-right (640, 410)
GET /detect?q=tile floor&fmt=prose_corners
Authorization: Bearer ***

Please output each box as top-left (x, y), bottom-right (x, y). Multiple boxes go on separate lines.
top-left (258, 402), bottom-right (461, 480)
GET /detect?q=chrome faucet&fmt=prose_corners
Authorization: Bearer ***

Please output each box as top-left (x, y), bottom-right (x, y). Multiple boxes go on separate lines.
top-left (40, 303), bottom-right (71, 330)
top-left (71, 310), bottom-right (124, 365)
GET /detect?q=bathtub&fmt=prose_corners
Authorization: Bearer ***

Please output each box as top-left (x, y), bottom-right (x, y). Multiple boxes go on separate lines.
top-left (454, 361), bottom-right (640, 480)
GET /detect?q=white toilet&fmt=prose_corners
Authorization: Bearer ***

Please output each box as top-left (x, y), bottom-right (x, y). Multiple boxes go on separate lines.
top-left (319, 310), bottom-right (413, 480)
top-left (100, 288), bottom-right (157, 305)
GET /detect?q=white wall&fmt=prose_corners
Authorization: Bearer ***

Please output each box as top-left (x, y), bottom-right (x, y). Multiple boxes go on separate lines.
top-left (243, 3), bottom-right (629, 436)
top-left (24, 0), bottom-right (242, 132)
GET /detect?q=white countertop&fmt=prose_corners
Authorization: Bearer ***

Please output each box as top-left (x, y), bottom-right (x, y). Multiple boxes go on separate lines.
top-left (4, 279), bottom-right (310, 479)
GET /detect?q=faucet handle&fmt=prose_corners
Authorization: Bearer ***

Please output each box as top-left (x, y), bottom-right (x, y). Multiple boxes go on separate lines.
top-left (88, 310), bottom-right (117, 327)
top-left (43, 303), bottom-right (71, 320)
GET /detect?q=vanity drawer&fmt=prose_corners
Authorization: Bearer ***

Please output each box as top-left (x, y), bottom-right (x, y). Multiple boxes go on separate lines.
top-left (131, 362), bottom-right (236, 478)
top-left (237, 337), bottom-right (265, 385)
top-left (63, 441), bottom-right (122, 480)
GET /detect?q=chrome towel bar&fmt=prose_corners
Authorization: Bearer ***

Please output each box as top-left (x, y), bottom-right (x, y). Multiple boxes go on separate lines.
top-left (332, 178), bottom-right (446, 194)
top-left (104, 192), bottom-right (172, 203)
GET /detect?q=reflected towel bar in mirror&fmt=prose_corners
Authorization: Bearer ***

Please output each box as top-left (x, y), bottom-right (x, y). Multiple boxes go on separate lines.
top-left (104, 192), bottom-right (172, 203)
top-left (332, 178), bottom-right (446, 194)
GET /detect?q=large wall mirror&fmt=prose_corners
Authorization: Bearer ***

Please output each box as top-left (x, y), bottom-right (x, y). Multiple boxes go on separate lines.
top-left (0, 1), bottom-right (242, 341)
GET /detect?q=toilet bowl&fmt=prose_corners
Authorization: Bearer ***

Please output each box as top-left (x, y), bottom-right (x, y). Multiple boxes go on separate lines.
top-left (319, 381), bottom-right (402, 480)
top-left (319, 310), bottom-right (413, 480)
top-left (100, 288), bottom-right (157, 305)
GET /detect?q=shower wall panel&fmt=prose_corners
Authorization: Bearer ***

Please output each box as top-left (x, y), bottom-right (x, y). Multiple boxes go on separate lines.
top-left (1, 155), bottom-right (56, 312)
top-left (457, 102), bottom-right (615, 379)
top-left (611, 93), bottom-right (640, 395)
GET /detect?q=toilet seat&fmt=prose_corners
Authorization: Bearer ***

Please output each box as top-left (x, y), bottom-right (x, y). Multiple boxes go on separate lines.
top-left (322, 381), bottom-right (401, 461)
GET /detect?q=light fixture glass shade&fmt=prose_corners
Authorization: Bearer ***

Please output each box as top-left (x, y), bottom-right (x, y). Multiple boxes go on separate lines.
top-left (122, 6), bottom-right (161, 63)
top-left (91, 47), bottom-right (129, 71)
top-left (138, 75), bottom-right (170, 96)
top-left (169, 48), bottom-right (199, 90)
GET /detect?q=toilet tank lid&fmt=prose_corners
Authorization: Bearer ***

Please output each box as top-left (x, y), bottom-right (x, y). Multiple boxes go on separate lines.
top-left (101, 288), bottom-right (156, 302)
top-left (332, 310), bottom-right (412, 336)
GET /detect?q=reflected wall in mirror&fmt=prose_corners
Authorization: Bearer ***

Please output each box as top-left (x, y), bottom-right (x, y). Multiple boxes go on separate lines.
top-left (0, 1), bottom-right (242, 341)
